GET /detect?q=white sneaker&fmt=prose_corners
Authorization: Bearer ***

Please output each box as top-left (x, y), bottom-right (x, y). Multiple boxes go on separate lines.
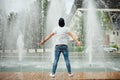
top-left (49, 73), bottom-right (55, 78)
top-left (68, 73), bottom-right (73, 77)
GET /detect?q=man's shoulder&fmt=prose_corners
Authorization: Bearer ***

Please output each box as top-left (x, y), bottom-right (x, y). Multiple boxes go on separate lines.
top-left (62, 26), bottom-right (69, 29)
top-left (54, 26), bottom-right (70, 31)
top-left (64, 27), bottom-right (70, 32)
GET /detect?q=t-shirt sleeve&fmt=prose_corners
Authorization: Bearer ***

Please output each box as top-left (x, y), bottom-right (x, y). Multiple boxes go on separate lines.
top-left (66, 27), bottom-right (70, 32)
top-left (52, 28), bottom-right (57, 34)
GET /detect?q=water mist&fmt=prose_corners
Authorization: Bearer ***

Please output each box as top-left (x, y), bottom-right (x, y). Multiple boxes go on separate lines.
top-left (84, 0), bottom-right (104, 66)
top-left (46, 0), bottom-right (75, 62)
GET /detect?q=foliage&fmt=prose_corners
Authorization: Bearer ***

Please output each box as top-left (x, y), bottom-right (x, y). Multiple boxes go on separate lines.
top-left (69, 45), bottom-right (85, 52)
top-left (76, 46), bottom-right (85, 52)
top-left (43, 0), bottom-right (48, 16)
top-left (98, 11), bottom-right (113, 31)
top-left (111, 44), bottom-right (119, 50)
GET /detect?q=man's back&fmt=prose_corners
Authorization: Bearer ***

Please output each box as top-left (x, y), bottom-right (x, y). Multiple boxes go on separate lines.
top-left (53, 27), bottom-right (69, 45)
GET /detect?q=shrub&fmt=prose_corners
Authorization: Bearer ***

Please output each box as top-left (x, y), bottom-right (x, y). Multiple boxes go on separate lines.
top-left (112, 44), bottom-right (119, 50)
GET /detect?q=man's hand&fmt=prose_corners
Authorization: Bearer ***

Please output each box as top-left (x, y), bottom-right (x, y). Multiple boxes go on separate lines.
top-left (40, 40), bottom-right (45, 46)
top-left (77, 41), bottom-right (82, 46)
top-left (40, 32), bottom-right (55, 46)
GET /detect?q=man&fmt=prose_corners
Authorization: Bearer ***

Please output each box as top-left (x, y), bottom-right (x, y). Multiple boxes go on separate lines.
top-left (40, 18), bottom-right (81, 78)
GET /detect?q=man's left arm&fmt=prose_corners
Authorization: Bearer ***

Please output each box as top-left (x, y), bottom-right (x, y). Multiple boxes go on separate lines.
top-left (67, 32), bottom-right (81, 46)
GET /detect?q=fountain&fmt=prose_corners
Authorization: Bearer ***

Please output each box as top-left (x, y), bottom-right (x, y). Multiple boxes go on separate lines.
top-left (0, 0), bottom-right (42, 71)
top-left (0, 0), bottom-right (120, 73)
top-left (4, 0), bottom-right (41, 57)
top-left (83, 0), bottom-right (105, 66)
top-left (17, 33), bottom-right (24, 62)
top-left (46, 0), bottom-right (75, 63)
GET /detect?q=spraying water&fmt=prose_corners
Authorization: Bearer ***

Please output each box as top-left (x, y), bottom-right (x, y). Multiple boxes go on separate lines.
top-left (84, 0), bottom-right (104, 66)
top-left (17, 33), bottom-right (24, 62)
top-left (2, 0), bottom-right (41, 61)
top-left (46, 0), bottom-right (75, 62)
top-left (46, 0), bottom-right (75, 33)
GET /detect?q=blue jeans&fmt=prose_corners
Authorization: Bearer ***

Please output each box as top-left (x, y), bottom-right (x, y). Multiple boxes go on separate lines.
top-left (52, 45), bottom-right (71, 74)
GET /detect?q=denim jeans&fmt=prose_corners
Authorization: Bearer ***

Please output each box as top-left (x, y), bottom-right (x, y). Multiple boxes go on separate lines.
top-left (52, 45), bottom-right (71, 74)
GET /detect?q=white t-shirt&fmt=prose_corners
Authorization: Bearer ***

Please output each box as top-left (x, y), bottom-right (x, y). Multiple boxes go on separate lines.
top-left (52, 26), bottom-right (70, 45)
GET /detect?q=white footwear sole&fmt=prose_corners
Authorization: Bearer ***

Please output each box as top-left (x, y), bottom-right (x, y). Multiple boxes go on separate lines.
top-left (49, 73), bottom-right (55, 78)
top-left (68, 73), bottom-right (73, 77)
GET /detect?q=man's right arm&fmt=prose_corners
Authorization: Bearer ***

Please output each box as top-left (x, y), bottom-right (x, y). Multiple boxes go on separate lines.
top-left (40, 32), bottom-right (55, 45)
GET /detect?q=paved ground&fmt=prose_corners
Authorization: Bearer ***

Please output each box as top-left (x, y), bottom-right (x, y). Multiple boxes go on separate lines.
top-left (0, 72), bottom-right (120, 80)
top-left (0, 50), bottom-right (120, 79)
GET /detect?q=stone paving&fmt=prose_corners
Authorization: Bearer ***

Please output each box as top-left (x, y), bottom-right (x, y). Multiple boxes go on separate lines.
top-left (0, 72), bottom-right (120, 80)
